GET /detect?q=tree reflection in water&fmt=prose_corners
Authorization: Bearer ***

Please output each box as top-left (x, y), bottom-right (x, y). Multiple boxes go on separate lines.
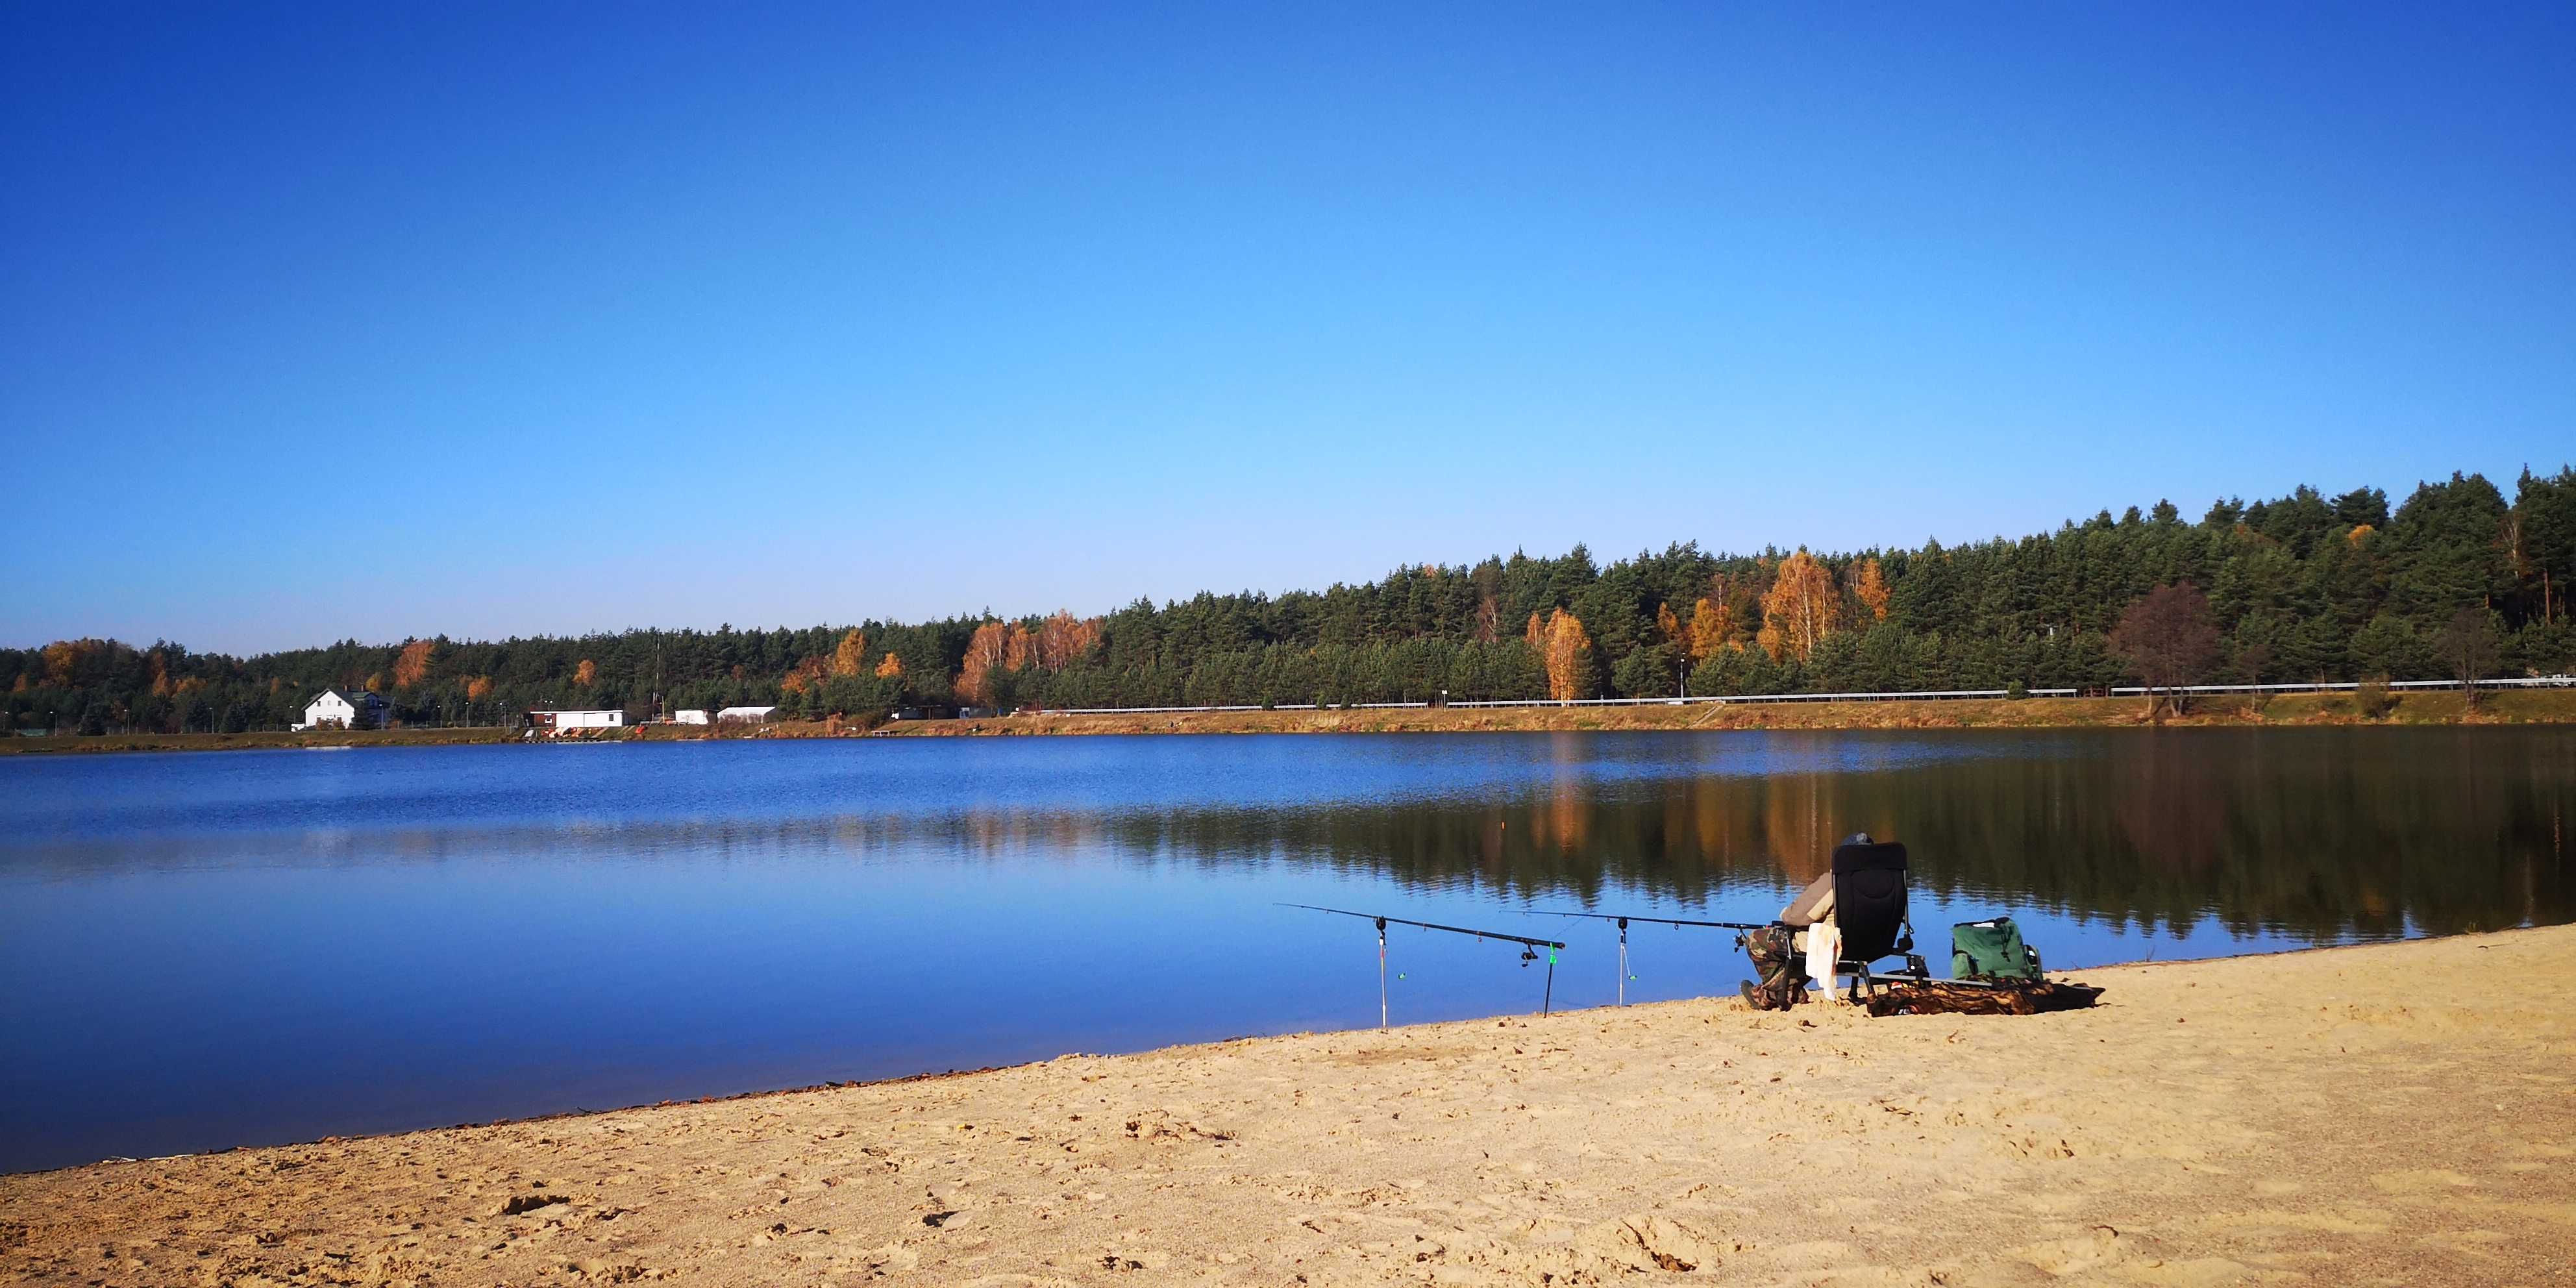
top-left (919, 728), bottom-right (2575, 945)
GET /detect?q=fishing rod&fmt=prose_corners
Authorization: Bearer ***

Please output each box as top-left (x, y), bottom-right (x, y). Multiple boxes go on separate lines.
top-left (1526, 909), bottom-right (1771, 1006)
top-left (1278, 904), bottom-right (1568, 1024)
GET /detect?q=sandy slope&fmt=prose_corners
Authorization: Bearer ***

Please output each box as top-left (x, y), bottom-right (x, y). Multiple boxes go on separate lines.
top-left (6, 928), bottom-right (2572, 1287)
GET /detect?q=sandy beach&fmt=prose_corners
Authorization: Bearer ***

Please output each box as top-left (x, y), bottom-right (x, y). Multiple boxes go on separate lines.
top-left (5, 927), bottom-right (2571, 1287)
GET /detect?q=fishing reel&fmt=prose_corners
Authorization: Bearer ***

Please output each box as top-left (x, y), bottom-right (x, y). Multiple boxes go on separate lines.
top-left (1519, 946), bottom-right (1539, 966)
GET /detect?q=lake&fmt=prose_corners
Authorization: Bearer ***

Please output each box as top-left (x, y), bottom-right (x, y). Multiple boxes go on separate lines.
top-left (3, 729), bottom-right (2569, 1174)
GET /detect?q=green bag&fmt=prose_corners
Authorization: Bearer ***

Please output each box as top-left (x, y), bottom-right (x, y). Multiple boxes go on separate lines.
top-left (1951, 917), bottom-right (2042, 980)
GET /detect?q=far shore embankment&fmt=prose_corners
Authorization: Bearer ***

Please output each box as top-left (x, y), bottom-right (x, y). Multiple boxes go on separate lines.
top-left (5, 926), bottom-right (2570, 1284)
top-left (6, 687), bottom-right (2571, 754)
top-left (882, 687), bottom-right (2576, 737)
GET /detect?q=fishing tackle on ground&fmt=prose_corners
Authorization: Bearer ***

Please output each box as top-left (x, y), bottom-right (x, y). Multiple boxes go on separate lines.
top-left (1525, 909), bottom-right (1771, 1006)
top-left (1278, 904), bottom-right (1568, 1026)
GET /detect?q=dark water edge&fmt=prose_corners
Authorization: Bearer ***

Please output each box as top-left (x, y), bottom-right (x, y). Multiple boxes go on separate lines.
top-left (2, 728), bottom-right (2567, 1173)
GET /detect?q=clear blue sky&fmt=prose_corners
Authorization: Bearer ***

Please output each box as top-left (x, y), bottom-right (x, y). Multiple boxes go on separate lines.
top-left (5, 3), bottom-right (2570, 654)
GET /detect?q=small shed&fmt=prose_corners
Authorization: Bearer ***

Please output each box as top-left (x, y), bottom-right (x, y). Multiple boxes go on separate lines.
top-left (716, 705), bottom-right (778, 724)
top-left (672, 710), bottom-right (710, 726)
top-left (527, 708), bottom-right (627, 732)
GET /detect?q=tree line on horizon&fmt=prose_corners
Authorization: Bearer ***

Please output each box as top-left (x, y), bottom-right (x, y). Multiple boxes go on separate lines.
top-left (6, 466), bottom-right (2573, 735)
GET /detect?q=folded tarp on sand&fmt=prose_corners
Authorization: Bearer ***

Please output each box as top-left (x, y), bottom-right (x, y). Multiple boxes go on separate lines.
top-left (1863, 978), bottom-right (2103, 1017)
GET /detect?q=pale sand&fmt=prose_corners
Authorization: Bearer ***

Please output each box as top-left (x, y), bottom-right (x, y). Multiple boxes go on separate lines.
top-left (6, 928), bottom-right (2573, 1287)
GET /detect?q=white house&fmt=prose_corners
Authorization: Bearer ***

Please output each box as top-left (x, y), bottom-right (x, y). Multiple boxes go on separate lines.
top-left (716, 705), bottom-right (778, 724)
top-left (672, 709), bottom-right (710, 726)
top-left (528, 708), bottom-right (626, 732)
top-left (298, 689), bottom-right (387, 731)
top-left (297, 690), bottom-right (386, 731)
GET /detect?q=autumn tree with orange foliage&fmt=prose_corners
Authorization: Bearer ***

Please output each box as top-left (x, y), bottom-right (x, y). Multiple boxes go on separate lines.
top-left (1037, 612), bottom-right (1102, 670)
top-left (875, 652), bottom-right (904, 680)
top-left (1543, 610), bottom-right (1596, 702)
top-left (1525, 612), bottom-right (1546, 650)
top-left (831, 630), bottom-right (868, 678)
top-left (779, 653), bottom-right (829, 696)
top-left (42, 640), bottom-right (95, 686)
top-left (1687, 598), bottom-right (1736, 661)
top-left (1004, 624), bottom-right (1037, 672)
top-left (572, 659), bottom-right (598, 687)
top-left (954, 622), bottom-right (1009, 707)
top-left (393, 639), bottom-right (436, 688)
top-left (465, 676), bottom-right (494, 702)
top-left (1849, 558), bottom-right (1890, 623)
top-left (1756, 551), bottom-right (1840, 663)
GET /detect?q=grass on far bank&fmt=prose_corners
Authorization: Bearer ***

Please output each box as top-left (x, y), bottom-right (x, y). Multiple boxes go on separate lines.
top-left (883, 686), bottom-right (2576, 737)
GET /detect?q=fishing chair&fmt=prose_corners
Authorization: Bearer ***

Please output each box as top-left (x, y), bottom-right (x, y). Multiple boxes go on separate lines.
top-left (1824, 839), bottom-right (1931, 1001)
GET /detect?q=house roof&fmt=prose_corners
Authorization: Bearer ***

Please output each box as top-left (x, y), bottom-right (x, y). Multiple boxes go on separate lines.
top-left (309, 689), bottom-right (383, 706)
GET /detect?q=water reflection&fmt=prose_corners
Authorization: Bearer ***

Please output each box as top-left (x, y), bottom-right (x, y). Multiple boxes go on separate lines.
top-left (16, 730), bottom-right (2566, 945)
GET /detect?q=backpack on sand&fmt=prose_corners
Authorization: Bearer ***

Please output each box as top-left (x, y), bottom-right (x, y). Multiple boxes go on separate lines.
top-left (1951, 916), bottom-right (2043, 981)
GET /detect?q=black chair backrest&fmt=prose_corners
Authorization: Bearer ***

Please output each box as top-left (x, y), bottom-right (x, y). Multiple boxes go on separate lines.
top-left (1831, 840), bottom-right (1910, 963)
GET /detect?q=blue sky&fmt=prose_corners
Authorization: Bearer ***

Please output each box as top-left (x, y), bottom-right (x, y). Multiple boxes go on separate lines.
top-left (4, 3), bottom-right (2570, 654)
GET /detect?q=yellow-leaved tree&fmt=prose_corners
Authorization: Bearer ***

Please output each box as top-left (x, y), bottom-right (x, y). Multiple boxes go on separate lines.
top-left (876, 652), bottom-right (904, 680)
top-left (42, 639), bottom-right (95, 686)
top-left (1004, 624), bottom-right (1037, 673)
top-left (465, 676), bottom-right (494, 702)
top-left (394, 639), bottom-right (436, 688)
top-left (1544, 610), bottom-right (1595, 702)
top-left (955, 622), bottom-right (1009, 706)
top-left (784, 656), bottom-right (827, 696)
top-left (1687, 597), bottom-right (1737, 661)
top-left (1850, 558), bottom-right (1891, 623)
top-left (832, 630), bottom-right (868, 678)
top-left (1037, 612), bottom-right (1102, 669)
top-left (1756, 551), bottom-right (1839, 663)
top-left (573, 659), bottom-right (598, 687)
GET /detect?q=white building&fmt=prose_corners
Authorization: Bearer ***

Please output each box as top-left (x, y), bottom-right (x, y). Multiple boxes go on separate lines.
top-left (716, 705), bottom-right (778, 724)
top-left (527, 708), bottom-right (626, 732)
top-left (298, 689), bottom-right (387, 731)
top-left (672, 709), bottom-right (710, 725)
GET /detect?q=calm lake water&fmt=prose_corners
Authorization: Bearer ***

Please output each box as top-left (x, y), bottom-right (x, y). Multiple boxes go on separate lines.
top-left (3, 730), bottom-right (2570, 1173)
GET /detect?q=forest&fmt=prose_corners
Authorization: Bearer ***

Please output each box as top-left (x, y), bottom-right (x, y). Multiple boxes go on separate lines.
top-left (6, 466), bottom-right (2573, 734)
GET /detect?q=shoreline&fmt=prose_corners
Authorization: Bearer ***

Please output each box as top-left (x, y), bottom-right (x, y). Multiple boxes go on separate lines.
top-left (885, 687), bottom-right (2576, 737)
top-left (0, 928), bottom-right (2503, 1178)
top-left (7, 926), bottom-right (2570, 1283)
top-left (6, 687), bottom-right (2573, 755)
